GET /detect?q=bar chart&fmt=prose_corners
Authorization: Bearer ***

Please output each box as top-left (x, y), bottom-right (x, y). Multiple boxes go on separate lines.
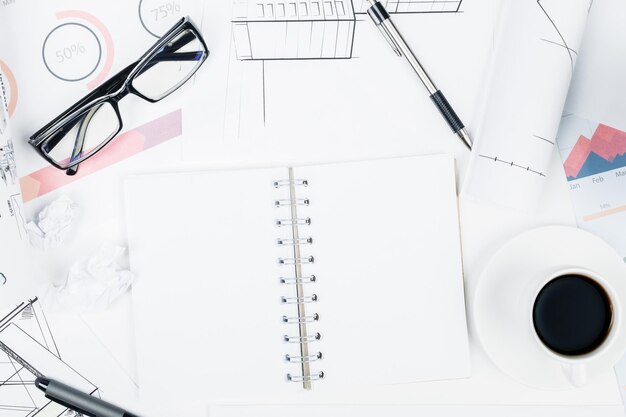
top-left (556, 114), bottom-right (626, 262)
top-left (563, 122), bottom-right (626, 181)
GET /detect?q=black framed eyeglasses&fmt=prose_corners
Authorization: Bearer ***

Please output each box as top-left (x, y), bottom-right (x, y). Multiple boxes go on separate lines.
top-left (29, 17), bottom-right (209, 175)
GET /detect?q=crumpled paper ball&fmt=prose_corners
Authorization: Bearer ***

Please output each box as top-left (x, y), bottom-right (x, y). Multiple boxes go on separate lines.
top-left (26, 196), bottom-right (77, 250)
top-left (41, 244), bottom-right (135, 313)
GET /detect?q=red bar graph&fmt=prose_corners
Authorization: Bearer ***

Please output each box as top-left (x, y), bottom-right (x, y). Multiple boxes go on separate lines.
top-left (563, 123), bottom-right (626, 179)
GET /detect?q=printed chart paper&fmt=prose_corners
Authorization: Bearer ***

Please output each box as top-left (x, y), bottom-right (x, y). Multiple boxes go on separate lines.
top-left (0, 0), bottom-right (203, 201)
top-left (555, 0), bottom-right (626, 406)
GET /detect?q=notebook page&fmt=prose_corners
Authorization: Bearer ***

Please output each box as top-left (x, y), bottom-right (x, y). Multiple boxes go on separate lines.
top-left (126, 167), bottom-right (303, 408)
top-left (295, 155), bottom-right (470, 385)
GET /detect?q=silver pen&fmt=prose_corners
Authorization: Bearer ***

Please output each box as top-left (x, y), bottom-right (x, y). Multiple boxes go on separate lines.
top-left (35, 377), bottom-right (139, 417)
top-left (366, 0), bottom-right (472, 150)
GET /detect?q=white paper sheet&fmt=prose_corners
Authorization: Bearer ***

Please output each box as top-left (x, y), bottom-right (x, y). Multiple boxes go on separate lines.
top-left (463, 0), bottom-right (592, 212)
top-left (125, 154), bottom-right (470, 414)
top-left (0, 0), bottom-right (204, 176)
top-left (296, 156), bottom-right (469, 385)
top-left (0, 243), bottom-right (138, 417)
top-left (553, 0), bottom-right (626, 405)
top-left (208, 405), bottom-right (626, 417)
top-left (183, 0), bottom-right (499, 165)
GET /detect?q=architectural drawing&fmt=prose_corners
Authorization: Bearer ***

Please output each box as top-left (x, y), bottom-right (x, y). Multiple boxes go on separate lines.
top-left (0, 298), bottom-right (99, 417)
top-left (537, 0), bottom-right (577, 73)
top-left (478, 154), bottom-right (547, 177)
top-left (352, 0), bottom-right (462, 13)
top-left (0, 139), bottom-right (17, 187)
top-left (232, 0), bottom-right (462, 60)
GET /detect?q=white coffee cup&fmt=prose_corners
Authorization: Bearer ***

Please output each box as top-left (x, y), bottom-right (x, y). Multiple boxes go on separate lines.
top-left (473, 226), bottom-right (626, 390)
top-left (528, 267), bottom-right (621, 387)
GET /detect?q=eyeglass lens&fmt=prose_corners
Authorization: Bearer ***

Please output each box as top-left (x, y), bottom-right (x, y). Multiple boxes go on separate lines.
top-left (132, 29), bottom-right (205, 101)
top-left (42, 102), bottom-right (120, 167)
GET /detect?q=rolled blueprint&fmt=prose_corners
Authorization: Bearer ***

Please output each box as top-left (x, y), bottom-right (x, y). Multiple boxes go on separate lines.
top-left (463, 0), bottom-right (592, 211)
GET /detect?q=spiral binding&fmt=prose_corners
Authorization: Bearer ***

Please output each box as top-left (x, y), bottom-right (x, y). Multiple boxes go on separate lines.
top-left (287, 372), bottom-right (325, 382)
top-left (276, 217), bottom-right (311, 226)
top-left (284, 332), bottom-right (321, 343)
top-left (282, 294), bottom-right (318, 304)
top-left (275, 198), bottom-right (310, 207)
top-left (283, 313), bottom-right (319, 323)
top-left (276, 171), bottom-right (323, 389)
top-left (280, 275), bottom-right (316, 284)
top-left (286, 352), bottom-right (323, 362)
top-left (274, 179), bottom-right (308, 188)
top-left (277, 237), bottom-right (313, 246)
top-left (278, 256), bottom-right (314, 265)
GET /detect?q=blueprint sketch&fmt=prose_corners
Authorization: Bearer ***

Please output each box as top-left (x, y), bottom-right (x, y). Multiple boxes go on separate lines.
top-left (185, 0), bottom-right (495, 164)
top-left (0, 298), bottom-right (99, 417)
top-left (232, 0), bottom-right (462, 61)
top-left (0, 256), bottom-right (137, 417)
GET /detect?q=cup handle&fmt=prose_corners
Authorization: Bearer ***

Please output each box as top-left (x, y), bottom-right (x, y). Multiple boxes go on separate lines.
top-left (561, 362), bottom-right (587, 387)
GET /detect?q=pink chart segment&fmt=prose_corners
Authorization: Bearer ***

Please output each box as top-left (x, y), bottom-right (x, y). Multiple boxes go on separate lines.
top-left (20, 110), bottom-right (182, 203)
top-left (563, 123), bottom-right (626, 180)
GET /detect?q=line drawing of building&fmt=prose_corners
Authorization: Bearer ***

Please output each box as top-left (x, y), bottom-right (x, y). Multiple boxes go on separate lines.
top-left (232, 0), bottom-right (463, 60)
top-left (0, 298), bottom-right (99, 417)
top-left (0, 139), bottom-right (17, 186)
top-left (233, 0), bottom-right (357, 60)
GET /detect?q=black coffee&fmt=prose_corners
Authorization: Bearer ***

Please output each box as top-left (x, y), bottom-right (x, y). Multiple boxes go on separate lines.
top-left (533, 274), bottom-right (612, 356)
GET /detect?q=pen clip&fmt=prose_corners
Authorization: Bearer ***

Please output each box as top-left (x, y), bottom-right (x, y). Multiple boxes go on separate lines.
top-left (366, 1), bottom-right (402, 57)
top-left (377, 23), bottom-right (402, 57)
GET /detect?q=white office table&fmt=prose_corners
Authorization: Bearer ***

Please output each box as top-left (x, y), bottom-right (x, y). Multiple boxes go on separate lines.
top-left (4, 0), bottom-right (624, 413)
top-left (16, 125), bottom-right (624, 415)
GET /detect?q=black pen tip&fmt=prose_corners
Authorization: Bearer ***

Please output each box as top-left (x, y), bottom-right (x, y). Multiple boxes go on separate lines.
top-left (35, 377), bottom-right (50, 391)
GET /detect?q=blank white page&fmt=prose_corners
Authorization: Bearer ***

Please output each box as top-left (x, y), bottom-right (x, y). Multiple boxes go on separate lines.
top-left (126, 155), bottom-right (469, 410)
top-left (296, 155), bottom-right (470, 386)
top-left (126, 167), bottom-right (305, 405)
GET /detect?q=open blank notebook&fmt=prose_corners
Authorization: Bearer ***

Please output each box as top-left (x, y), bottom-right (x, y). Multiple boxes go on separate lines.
top-left (125, 154), bottom-right (470, 404)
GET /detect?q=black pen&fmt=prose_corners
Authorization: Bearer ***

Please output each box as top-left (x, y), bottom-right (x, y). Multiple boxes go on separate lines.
top-left (35, 377), bottom-right (139, 417)
top-left (366, 0), bottom-right (472, 150)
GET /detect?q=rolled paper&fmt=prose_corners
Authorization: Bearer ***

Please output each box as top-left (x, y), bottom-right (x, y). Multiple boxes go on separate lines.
top-left (464, 0), bottom-right (593, 211)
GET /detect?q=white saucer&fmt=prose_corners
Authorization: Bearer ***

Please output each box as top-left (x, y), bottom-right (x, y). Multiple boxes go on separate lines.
top-left (473, 225), bottom-right (626, 390)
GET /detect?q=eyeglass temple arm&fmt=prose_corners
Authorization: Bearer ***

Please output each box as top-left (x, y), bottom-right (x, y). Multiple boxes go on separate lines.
top-left (65, 106), bottom-right (98, 176)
